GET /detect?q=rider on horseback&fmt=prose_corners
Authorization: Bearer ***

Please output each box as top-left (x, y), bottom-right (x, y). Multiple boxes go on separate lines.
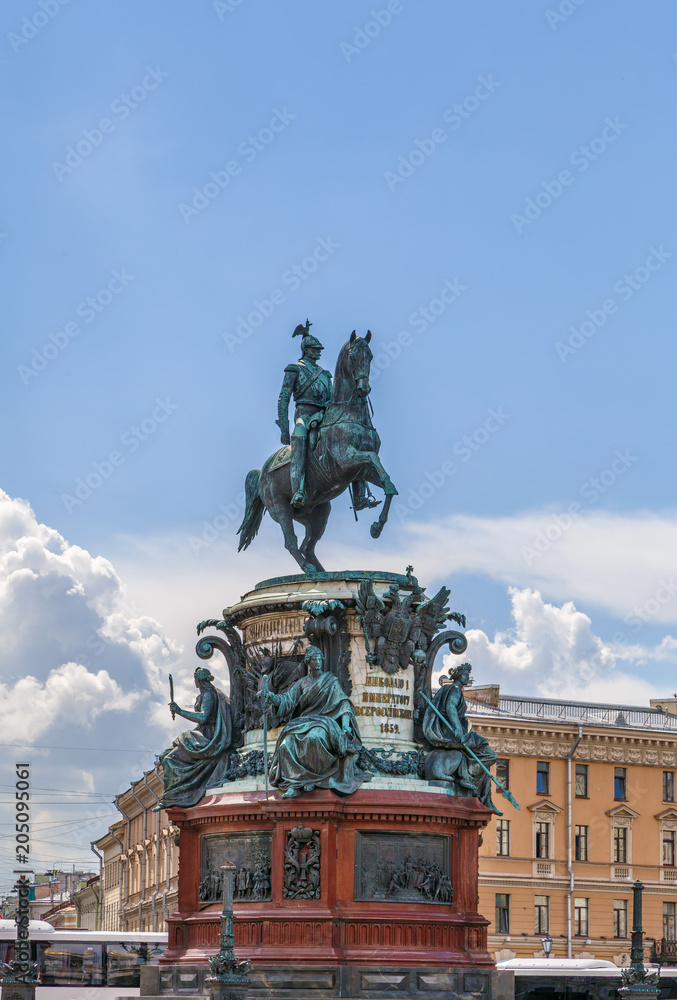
top-left (276, 321), bottom-right (379, 511)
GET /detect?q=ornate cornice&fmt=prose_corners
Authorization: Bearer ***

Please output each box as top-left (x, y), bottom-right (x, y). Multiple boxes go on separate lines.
top-left (472, 719), bottom-right (677, 767)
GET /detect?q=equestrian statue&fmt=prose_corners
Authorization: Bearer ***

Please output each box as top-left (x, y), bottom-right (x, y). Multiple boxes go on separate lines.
top-left (237, 321), bottom-right (398, 575)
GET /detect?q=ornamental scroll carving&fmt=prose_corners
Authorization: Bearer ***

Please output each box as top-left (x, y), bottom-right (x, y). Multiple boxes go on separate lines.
top-left (283, 825), bottom-right (320, 900)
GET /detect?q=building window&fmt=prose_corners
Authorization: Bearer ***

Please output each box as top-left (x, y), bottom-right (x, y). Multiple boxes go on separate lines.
top-left (534, 895), bottom-right (549, 934)
top-left (614, 826), bottom-right (628, 864)
top-left (575, 763), bottom-right (589, 798)
top-left (536, 760), bottom-right (550, 795)
top-left (574, 897), bottom-right (589, 937)
top-left (495, 893), bottom-right (510, 934)
top-left (575, 824), bottom-right (589, 861)
top-left (613, 899), bottom-right (628, 939)
top-left (663, 830), bottom-right (676, 867)
top-left (615, 767), bottom-right (627, 800)
top-left (664, 771), bottom-right (675, 803)
top-left (664, 902), bottom-right (676, 941)
top-left (536, 821), bottom-right (550, 859)
top-left (495, 759), bottom-right (510, 789)
top-left (496, 819), bottom-right (510, 856)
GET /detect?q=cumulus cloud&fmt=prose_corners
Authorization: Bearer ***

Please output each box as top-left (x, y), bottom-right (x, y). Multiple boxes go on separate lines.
top-left (318, 509), bottom-right (677, 627)
top-left (0, 490), bottom-right (180, 707)
top-left (442, 585), bottom-right (674, 706)
top-left (0, 661), bottom-right (140, 743)
top-left (0, 490), bottom-right (186, 888)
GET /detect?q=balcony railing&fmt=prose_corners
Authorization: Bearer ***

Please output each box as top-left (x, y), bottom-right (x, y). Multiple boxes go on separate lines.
top-left (466, 693), bottom-right (677, 732)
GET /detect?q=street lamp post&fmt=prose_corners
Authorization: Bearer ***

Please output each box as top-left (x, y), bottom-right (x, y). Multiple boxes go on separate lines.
top-left (541, 933), bottom-right (553, 959)
top-left (619, 880), bottom-right (660, 998)
top-left (205, 862), bottom-right (251, 1000)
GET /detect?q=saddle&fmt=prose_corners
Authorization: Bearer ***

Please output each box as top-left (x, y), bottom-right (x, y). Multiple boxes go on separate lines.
top-left (267, 412), bottom-right (324, 474)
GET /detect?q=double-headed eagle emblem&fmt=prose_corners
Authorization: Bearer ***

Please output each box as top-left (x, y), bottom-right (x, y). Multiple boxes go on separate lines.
top-left (356, 580), bottom-right (466, 675)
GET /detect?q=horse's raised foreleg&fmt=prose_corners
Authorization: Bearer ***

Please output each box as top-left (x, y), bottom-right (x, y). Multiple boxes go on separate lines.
top-left (345, 448), bottom-right (398, 538)
top-left (370, 493), bottom-right (394, 538)
top-left (297, 502), bottom-right (330, 572)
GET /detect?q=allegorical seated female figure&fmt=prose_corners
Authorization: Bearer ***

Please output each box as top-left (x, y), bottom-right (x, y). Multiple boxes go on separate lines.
top-left (266, 645), bottom-right (371, 798)
top-left (423, 661), bottom-right (499, 813)
top-left (159, 666), bottom-right (234, 808)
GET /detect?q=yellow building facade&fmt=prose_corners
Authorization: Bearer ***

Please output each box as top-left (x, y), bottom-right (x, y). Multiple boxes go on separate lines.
top-left (469, 688), bottom-right (677, 965)
top-left (95, 767), bottom-right (179, 932)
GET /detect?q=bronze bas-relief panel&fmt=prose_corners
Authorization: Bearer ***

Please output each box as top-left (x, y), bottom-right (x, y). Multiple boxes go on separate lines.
top-left (354, 831), bottom-right (453, 904)
top-left (200, 832), bottom-right (272, 902)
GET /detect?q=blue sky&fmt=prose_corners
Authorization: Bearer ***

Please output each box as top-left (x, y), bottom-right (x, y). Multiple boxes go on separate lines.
top-left (1, 1), bottom-right (676, 887)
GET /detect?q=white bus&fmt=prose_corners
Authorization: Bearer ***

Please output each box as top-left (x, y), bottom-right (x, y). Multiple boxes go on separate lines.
top-left (0, 920), bottom-right (167, 1000)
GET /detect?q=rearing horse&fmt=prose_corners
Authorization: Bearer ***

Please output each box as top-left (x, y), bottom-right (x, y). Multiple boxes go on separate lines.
top-left (237, 332), bottom-right (398, 575)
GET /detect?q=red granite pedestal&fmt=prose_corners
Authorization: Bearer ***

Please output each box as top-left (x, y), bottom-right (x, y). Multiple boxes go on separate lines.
top-left (149, 788), bottom-right (507, 1000)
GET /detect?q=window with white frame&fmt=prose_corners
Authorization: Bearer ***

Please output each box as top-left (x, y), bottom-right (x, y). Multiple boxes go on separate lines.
top-left (613, 899), bottom-right (628, 938)
top-left (534, 895), bottom-right (549, 934)
top-left (574, 897), bottom-right (589, 937)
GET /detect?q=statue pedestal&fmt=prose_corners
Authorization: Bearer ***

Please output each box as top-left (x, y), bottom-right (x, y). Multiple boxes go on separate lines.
top-left (159, 788), bottom-right (496, 998)
top-left (153, 572), bottom-right (503, 999)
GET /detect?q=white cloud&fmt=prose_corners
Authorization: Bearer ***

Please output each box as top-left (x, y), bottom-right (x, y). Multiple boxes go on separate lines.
top-left (0, 490), bottom-right (185, 890)
top-left (0, 661), bottom-right (140, 743)
top-left (306, 508), bottom-right (677, 627)
top-left (443, 585), bottom-right (674, 707)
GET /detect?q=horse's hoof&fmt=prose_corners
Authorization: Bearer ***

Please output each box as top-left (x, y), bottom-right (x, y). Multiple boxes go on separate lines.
top-left (304, 564), bottom-right (319, 578)
top-left (370, 522), bottom-right (383, 539)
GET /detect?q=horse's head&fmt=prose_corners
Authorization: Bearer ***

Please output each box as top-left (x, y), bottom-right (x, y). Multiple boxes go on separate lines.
top-left (347, 329), bottom-right (373, 397)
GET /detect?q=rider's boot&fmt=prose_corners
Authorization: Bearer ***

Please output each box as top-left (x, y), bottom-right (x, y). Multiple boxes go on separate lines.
top-left (290, 433), bottom-right (307, 508)
top-left (352, 480), bottom-right (381, 511)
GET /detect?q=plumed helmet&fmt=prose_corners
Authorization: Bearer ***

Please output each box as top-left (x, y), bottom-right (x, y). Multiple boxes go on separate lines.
top-left (302, 334), bottom-right (324, 352)
top-left (194, 666), bottom-right (214, 683)
top-left (292, 319), bottom-right (324, 353)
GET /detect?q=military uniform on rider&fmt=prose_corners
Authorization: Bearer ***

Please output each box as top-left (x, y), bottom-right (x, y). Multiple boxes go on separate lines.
top-left (276, 321), bottom-right (379, 510)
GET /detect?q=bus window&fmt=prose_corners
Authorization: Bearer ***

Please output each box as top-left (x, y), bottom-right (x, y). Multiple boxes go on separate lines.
top-left (39, 941), bottom-right (103, 986)
top-left (105, 941), bottom-right (163, 987)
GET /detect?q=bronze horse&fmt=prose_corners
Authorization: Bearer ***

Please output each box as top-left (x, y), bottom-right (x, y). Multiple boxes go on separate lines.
top-left (237, 332), bottom-right (398, 575)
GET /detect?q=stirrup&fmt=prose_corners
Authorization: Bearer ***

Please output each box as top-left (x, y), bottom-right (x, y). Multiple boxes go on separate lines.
top-left (352, 495), bottom-right (381, 511)
top-left (291, 489), bottom-right (306, 508)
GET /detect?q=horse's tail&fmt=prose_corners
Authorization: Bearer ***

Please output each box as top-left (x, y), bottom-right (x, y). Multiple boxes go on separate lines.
top-left (237, 469), bottom-right (265, 551)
